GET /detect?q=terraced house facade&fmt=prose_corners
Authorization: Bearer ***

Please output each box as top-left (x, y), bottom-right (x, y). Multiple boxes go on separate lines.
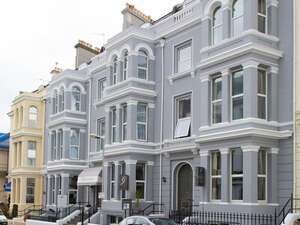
top-left (43, 0), bottom-right (294, 224)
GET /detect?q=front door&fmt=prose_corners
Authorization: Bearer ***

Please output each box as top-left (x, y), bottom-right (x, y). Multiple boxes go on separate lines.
top-left (177, 164), bottom-right (193, 210)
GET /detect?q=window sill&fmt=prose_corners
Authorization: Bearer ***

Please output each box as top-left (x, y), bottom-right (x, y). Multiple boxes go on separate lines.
top-left (168, 69), bottom-right (195, 85)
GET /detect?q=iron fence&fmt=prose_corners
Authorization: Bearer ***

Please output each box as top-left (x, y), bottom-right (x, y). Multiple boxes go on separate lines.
top-left (169, 210), bottom-right (275, 225)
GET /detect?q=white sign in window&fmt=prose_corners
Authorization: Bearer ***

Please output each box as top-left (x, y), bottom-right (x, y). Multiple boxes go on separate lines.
top-left (174, 117), bottom-right (191, 138)
top-left (27, 150), bottom-right (36, 159)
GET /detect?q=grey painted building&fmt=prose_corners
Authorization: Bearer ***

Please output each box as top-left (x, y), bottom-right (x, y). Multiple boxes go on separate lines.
top-left (44, 0), bottom-right (294, 224)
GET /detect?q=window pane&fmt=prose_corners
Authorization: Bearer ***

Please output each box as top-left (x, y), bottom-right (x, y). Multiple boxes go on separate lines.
top-left (232, 177), bottom-right (243, 200)
top-left (136, 163), bottom-right (145, 180)
top-left (258, 96), bottom-right (266, 119)
top-left (232, 0), bottom-right (243, 18)
top-left (212, 151), bottom-right (221, 176)
top-left (138, 68), bottom-right (147, 79)
top-left (213, 6), bottom-right (222, 26)
top-left (258, 15), bottom-right (266, 33)
top-left (232, 148), bottom-right (243, 174)
top-left (212, 178), bottom-right (221, 200)
top-left (137, 104), bottom-right (147, 122)
top-left (137, 124), bottom-right (146, 140)
top-left (212, 76), bottom-right (222, 100)
top-left (213, 26), bottom-right (223, 45)
top-left (258, 0), bottom-right (266, 15)
top-left (232, 70), bottom-right (243, 96)
top-left (178, 98), bottom-right (191, 119)
top-left (70, 147), bottom-right (78, 159)
top-left (177, 43), bottom-right (191, 73)
top-left (174, 118), bottom-right (191, 138)
top-left (258, 177), bottom-right (266, 201)
top-left (258, 69), bottom-right (267, 95)
top-left (136, 183), bottom-right (145, 199)
top-left (232, 96), bottom-right (243, 120)
top-left (232, 16), bottom-right (244, 37)
top-left (258, 150), bottom-right (267, 175)
top-left (138, 55), bottom-right (147, 68)
top-left (212, 102), bottom-right (222, 124)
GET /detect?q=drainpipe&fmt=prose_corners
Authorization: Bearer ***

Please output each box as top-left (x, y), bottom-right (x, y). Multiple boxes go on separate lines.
top-left (87, 74), bottom-right (93, 204)
top-left (159, 38), bottom-right (166, 210)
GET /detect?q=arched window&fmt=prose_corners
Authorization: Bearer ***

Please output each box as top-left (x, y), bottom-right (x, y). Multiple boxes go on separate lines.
top-left (137, 50), bottom-right (148, 80)
top-left (29, 106), bottom-right (38, 127)
top-left (71, 86), bottom-right (81, 112)
top-left (59, 87), bottom-right (64, 112)
top-left (112, 56), bottom-right (118, 85)
top-left (232, 0), bottom-right (244, 37)
top-left (53, 90), bottom-right (58, 114)
top-left (212, 6), bottom-right (222, 45)
top-left (122, 50), bottom-right (128, 81)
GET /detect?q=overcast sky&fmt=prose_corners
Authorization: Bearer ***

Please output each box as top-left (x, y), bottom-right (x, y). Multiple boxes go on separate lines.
top-left (0, 0), bottom-right (181, 132)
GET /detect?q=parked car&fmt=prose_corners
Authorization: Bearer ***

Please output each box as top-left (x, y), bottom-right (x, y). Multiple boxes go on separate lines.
top-left (0, 210), bottom-right (7, 225)
top-left (119, 216), bottom-right (177, 225)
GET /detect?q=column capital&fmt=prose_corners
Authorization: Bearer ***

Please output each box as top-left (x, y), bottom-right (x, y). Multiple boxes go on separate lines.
top-left (148, 103), bottom-right (155, 109)
top-left (104, 106), bottom-right (110, 113)
top-left (242, 61), bottom-right (260, 70)
top-left (221, 69), bottom-right (230, 77)
top-left (61, 173), bottom-right (69, 178)
top-left (192, 149), bottom-right (199, 155)
top-left (199, 150), bottom-right (209, 157)
top-left (269, 66), bottom-right (279, 74)
top-left (125, 159), bottom-right (137, 165)
top-left (220, 148), bottom-right (230, 154)
top-left (147, 161), bottom-right (154, 166)
top-left (127, 100), bottom-right (138, 106)
top-left (103, 162), bottom-right (109, 167)
top-left (267, 0), bottom-right (279, 7)
top-left (114, 161), bottom-right (121, 166)
top-left (241, 145), bottom-right (260, 152)
top-left (270, 147), bottom-right (279, 154)
top-left (200, 76), bottom-right (210, 83)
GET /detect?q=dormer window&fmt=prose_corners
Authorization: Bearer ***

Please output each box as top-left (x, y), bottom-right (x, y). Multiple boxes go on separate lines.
top-left (137, 50), bottom-right (148, 80)
top-left (212, 6), bottom-right (222, 45)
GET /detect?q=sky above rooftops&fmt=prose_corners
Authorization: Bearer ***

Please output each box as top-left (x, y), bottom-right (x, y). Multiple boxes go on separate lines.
top-left (0, 0), bottom-right (181, 132)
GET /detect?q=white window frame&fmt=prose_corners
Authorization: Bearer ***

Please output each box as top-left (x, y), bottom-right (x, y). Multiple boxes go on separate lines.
top-left (57, 129), bottom-right (63, 160)
top-left (123, 51), bottom-right (128, 81)
top-left (59, 88), bottom-right (64, 112)
top-left (257, 67), bottom-right (268, 120)
top-left (211, 75), bottom-right (222, 124)
top-left (111, 108), bottom-right (117, 143)
top-left (27, 141), bottom-right (36, 167)
top-left (258, 148), bottom-right (267, 203)
top-left (53, 90), bottom-right (58, 114)
top-left (120, 162), bottom-right (127, 199)
top-left (26, 178), bottom-right (35, 204)
top-left (175, 41), bottom-right (192, 73)
top-left (210, 151), bottom-right (221, 201)
top-left (70, 128), bottom-right (80, 160)
top-left (231, 0), bottom-right (244, 37)
top-left (258, 0), bottom-right (267, 34)
top-left (230, 148), bottom-right (244, 202)
top-left (136, 163), bottom-right (147, 201)
top-left (212, 6), bottom-right (223, 45)
top-left (71, 87), bottom-right (81, 112)
top-left (110, 163), bottom-right (115, 199)
top-left (231, 68), bottom-right (244, 121)
top-left (51, 131), bottom-right (57, 161)
top-left (136, 103), bottom-right (148, 141)
top-left (112, 57), bottom-right (118, 85)
top-left (121, 104), bottom-right (127, 141)
top-left (137, 50), bottom-right (149, 80)
top-left (29, 106), bottom-right (38, 128)
top-left (97, 78), bottom-right (106, 100)
top-left (97, 118), bottom-right (105, 152)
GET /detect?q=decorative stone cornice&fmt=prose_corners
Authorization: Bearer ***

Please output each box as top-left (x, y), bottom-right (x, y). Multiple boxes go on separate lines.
top-left (125, 159), bottom-right (137, 165)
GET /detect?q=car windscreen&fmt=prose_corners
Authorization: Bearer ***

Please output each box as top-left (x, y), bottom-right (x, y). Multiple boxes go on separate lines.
top-left (149, 218), bottom-right (177, 225)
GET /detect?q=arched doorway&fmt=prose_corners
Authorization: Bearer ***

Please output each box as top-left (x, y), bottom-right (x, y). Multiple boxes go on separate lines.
top-left (176, 163), bottom-right (193, 210)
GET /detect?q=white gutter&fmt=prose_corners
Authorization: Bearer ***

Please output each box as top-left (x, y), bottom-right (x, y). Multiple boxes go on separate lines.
top-left (159, 38), bottom-right (166, 209)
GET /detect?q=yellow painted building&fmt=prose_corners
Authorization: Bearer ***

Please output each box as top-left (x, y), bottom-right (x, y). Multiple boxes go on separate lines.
top-left (295, 0), bottom-right (300, 201)
top-left (8, 85), bottom-right (46, 212)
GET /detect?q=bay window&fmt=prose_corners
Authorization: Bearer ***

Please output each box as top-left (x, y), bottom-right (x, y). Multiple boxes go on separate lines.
top-left (175, 41), bottom-right (192, 73)
top-left (137, 103), bottom-right (147, 141)
top-left (211, 151), bottom-right (221, 200)
top-left (212, 6), bottom-right (222, 45)
top-left (258, 148), bottom-right (267, 201)
top-left (232, 0), bottom-right (244, 37)
top-left (231, 148), bottom-right (243, 201)
top-left (70, 128), bottom-right (79, 160)
top-left (231, 69), bottom-right (244, 120)
top-left (136, 163), bottom-right (146, 200)
top-left (257, 68), bottom-right (267, 119)
top-left (211, 75), bottom-right (222, 124)
top-left (258, 0), bottom-right (267, 33)
top-left (174, 94), bottom-right (191, 138)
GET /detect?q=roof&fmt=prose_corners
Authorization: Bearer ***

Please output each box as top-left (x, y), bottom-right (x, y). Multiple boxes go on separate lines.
top-left (0, 133), bottom-right (9, 150)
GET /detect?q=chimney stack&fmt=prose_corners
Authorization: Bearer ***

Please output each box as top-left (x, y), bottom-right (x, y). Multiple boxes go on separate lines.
top-left (122, 3), bottom-right (153, 30)
top-left (74, 40), bottom-right (100, 69)
top-left (50, 63), bottom-right (62, 78)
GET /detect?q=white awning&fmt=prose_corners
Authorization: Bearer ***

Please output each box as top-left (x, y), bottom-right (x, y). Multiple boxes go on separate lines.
top-left (77, 167), bottom-right (102, 186)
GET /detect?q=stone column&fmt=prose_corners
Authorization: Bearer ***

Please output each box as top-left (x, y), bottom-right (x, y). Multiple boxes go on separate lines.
top-left (54, 175), bottom-right (58, 205)
top-left (222, 5), bottom-right (231, 39)
top-left (127, 101), bottom-right (137, 141)
top-left (200, 76), bottom-right (210, 127)
top-left (146, 161), bottom-right (154, 201)
top-left (125, 160), bottom-right (137, 199)
top-left (105, 107), bottom-right (111, 145)
top-left (220, 148), bottom-right (230, 202)
top-left (115, 105), bottom-right (121, 143)
top-left (242, 145), bottom-right (260, 203)
top-left (221, 70), bottom-right (230, 123)
top-left (47, 175), bottom-right (52, 205)
top-left (267, 0), bottom-right (279, 36)
top-left (269, 66), bottom-right (278, 122)
top-left (16, 178), bottom-right (20, 204)
top-left (63, 129), bottom-right (69, 159)
top-left (114, 161), bottom-right (121, 200)
top-left (12, 178), bottom-right (16, 204)
top-left (20, 177), bottom-right (26, 205)
top-left (268, 148), bottom-right (279, 204)
top-left (243, 61), bottom-right (259, 118)
top-left (244, 0), bottom-right (258, 30)
top-left (148, 104), bottom-right (155, 142)
top-left (103, 162), bottom-right (110, 200)
top-left (201, 18), bottom-right (211, 48)
top-left (199, 151), bottom-right (210, 203)
top-left (61, 173), bottom-right (69, 196)
top-left (117, 61), bottom-right (122, 83)
top-left (127, 55), bottom-right (134, 79)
